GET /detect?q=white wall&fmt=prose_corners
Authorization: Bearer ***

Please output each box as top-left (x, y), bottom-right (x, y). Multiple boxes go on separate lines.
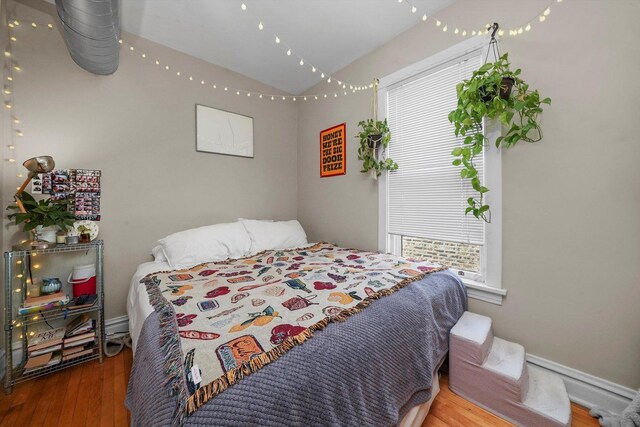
top-left (297, 0), bottom-right (640, 389)
top-left (1, 0), bottom-right (298, 320)
top-left (3, 0), bottom-right (639, 393)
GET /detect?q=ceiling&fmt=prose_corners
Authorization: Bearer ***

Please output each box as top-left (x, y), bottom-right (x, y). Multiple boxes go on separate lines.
top-left (119, 0), bottom-right (455, 95)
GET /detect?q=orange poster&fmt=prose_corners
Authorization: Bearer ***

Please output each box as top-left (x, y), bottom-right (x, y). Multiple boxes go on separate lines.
top-left (320, 123), bottom-right (346, 177)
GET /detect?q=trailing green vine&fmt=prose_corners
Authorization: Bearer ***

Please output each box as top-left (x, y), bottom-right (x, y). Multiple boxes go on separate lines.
top-left (448, 53), bottom-right (551, 222)
top-left (357, 118), bottom-right (398, 179)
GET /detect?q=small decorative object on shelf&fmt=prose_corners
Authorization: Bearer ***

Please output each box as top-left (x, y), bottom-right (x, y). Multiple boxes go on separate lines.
top-left (3, 240), bottom-right (105, 394)
top-left (41, 278), bottom-right (62, 295)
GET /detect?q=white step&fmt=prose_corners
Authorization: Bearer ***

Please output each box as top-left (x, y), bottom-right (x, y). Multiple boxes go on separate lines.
top-left (449, 312), bottom-right (571, 427)
top-left (450, 311), bottom-right (493, 364)
top-left (483, 337), bottom-right (526, 381)
top-left (523, 366), bottom-right (572, 426)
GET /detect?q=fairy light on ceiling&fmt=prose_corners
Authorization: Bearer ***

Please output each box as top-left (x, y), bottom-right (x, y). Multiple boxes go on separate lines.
top-left (397, 0), bottom-right (563, 38)
top-left (6, 17), bottom-right (372, 102)
top-left (3, 0), bottom-right (566, 163)
top-left (237, 1), bottom-right (372, 93)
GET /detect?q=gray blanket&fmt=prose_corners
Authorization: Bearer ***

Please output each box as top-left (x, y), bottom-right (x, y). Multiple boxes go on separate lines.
top-left (125, 270), bottom-right (466, 427)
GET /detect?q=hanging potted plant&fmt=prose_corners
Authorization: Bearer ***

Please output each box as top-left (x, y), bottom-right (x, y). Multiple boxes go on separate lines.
top-left (357, 80), bottom-right (398, 179)
top-left (448, 52), bottom-right (551, 222)
top-left (357, 118), bottom-right (397, 179)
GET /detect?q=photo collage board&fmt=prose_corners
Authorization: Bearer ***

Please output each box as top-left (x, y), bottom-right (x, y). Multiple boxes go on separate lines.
top-left (31, 169), bottom-right (101, 221)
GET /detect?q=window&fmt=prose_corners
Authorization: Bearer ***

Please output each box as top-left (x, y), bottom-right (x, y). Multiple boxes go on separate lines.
top-left (378, 37), bottom-right (505, 304)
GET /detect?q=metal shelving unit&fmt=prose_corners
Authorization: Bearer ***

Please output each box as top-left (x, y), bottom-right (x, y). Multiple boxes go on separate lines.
top-left (3, 240), bottom-right (104, 394)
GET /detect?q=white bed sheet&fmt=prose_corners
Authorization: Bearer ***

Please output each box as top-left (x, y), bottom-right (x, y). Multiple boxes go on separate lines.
top-left (127, 261), bottom-right (171, 352)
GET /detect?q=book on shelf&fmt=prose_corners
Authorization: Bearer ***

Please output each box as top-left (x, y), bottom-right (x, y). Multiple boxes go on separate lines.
top-left (66, 294), bottom-right (97, 310)
top-left (18, 296), bottom-right (70, 315)
top-left (63, 334), bottom-right (96, 349)
top-left (24, 351), bottom-right (61, 374)
top-left (23, 291), bottom-right (65, 308)
top-left (62, 343), bottom-right (95, 359)
top-left (29, 344), bottom-right (62, 357)
top-left (65, 314), bottom-right (94, 337)
top-left (62, 347), bottom-right (94, 362)
top-left (27, 327), bottom-right (65, 352)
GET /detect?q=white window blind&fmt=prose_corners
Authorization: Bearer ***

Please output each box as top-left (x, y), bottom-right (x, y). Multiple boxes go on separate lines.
top-left (386, 52), bottom-right (484, 245)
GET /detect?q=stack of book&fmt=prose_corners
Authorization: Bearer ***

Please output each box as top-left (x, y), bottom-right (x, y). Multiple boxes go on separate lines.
top-left (19, 292), bottom-right (70, 315)
top-left (62, 314), bottom-right (96, 361)
top-left (24, 327), bottom-right (65, 373)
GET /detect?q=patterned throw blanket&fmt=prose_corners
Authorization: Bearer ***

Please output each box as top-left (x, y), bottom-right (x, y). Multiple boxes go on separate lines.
top-left (142, 243), bottom-right (446, 423)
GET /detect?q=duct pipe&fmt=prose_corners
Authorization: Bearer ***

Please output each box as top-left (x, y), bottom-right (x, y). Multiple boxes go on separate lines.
top-left (55, 0), bottom-right (120, 75)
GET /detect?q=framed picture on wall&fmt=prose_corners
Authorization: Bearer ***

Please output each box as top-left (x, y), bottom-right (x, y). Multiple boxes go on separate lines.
top-left (196, 104), bottom-right (254, 158)
top-left (320, 123), bottom-right (346, 177)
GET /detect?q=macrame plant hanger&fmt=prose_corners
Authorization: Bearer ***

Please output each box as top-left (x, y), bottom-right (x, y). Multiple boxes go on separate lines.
top-left (370, 78), bottom-right (380, 162)
top-left (484, 22), bottom-right (501, 64)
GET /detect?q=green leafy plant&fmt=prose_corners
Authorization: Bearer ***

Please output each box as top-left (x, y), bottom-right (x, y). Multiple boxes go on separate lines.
top-left (6, 192), bottom-right (76, 232)
top-left (357, 118), bottom-right (398, 179)
top-left (448, 53), bottom-right (550, 222)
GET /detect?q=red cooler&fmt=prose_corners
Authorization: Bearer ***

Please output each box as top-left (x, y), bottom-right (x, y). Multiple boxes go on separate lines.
top-left (68, 264), bottom-right (97, 297)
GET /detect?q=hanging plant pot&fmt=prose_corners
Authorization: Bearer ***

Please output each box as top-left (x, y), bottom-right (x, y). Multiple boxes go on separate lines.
top-left (480, 77), bottom-right (516, 103)
top-left (367, 134), bottom-right (383, 149)
top-left (499, 77), bottom-right (515, 100)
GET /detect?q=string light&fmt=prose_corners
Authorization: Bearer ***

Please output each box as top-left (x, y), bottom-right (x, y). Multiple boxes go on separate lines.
top-left (237, 1), bottom-right (370, 90)
top-left (6, 16), bottom-right (369, 105)
top-left (396, 0), bottom-right (561, 38)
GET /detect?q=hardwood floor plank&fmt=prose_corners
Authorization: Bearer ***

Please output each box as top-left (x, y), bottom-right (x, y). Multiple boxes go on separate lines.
top-left (87, 360), bottom-right (105, 427)
top-left (99, 356), bottom-right (116, 427)
top-left (0, 348), bottom-right (602, 427)
top-left (0, 388), bottom-right (14, 426)
top-left (113, 351), bottom-right (128, 427)
top-left (423, 413), bottom-right (450, 426)
top-left (29, 371), bottom-right (63, 426)
top-left (70, 362), bottom-right (93, 427)
top-left (57, 364), bottom-right (84, 426)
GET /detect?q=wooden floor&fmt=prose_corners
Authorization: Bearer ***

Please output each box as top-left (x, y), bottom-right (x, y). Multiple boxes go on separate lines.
top-left (0, 348), bottom-right (598, 426)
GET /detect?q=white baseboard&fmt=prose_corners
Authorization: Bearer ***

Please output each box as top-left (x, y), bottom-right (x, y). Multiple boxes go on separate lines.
top-left (105, 315), bottom-right (130, 336)
top-left (527, 354), bottom-right (636, 414)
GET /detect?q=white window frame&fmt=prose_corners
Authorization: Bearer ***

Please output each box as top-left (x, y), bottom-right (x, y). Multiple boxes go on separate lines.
top-left (377, 35), bottom-right (506, 305)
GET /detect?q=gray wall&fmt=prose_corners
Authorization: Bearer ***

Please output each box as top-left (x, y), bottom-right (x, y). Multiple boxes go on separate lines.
top-left (298, 0), bottom-right (640, 389)
top-left (1, 1), bottom-right (298, 320)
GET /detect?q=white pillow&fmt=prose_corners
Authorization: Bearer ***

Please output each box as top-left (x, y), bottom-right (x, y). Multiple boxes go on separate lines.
top-left (240, 219), bottom-right (308, 254)
top-left (159, 221), bottom-right (252, 269)
top-left (151, 245), bottom-right (167, 263)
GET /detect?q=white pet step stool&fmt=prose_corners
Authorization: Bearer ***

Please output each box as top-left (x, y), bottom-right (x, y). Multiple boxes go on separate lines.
top-left (449, 311), bottom-right (571, 427)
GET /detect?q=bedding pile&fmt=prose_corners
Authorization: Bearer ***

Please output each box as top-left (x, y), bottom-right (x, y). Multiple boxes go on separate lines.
top-left (140, 242), bottom-right (447, 422)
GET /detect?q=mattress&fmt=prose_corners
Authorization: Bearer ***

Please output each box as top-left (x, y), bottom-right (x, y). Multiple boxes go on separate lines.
top-left (125, 248), bottom-right (466, 426)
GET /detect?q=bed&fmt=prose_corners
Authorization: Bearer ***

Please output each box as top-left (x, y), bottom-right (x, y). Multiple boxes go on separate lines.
top-left (125, 221), bottom-right (466, 427)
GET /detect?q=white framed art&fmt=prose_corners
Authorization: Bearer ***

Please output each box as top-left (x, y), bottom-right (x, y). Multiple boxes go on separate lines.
top-left (196, 104), bottom-right (254, 158)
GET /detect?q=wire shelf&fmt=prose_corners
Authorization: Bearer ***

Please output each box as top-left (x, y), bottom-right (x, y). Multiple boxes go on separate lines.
top-left (11, 351), bottom-right (100, 384)
top-left (6, 240), bottom-right (103, 257)
top-left (14, 303), bottom-right (102, 327)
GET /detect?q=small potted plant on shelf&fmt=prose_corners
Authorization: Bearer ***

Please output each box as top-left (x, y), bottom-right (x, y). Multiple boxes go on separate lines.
top-left (77, 225), bottom-right (92, 244)
top-left (448, 53), bottom-right (551, 222)
top-left (6, 192), bottom-right (76, 246)
top-left (357, 118), bottom-right (398, 179)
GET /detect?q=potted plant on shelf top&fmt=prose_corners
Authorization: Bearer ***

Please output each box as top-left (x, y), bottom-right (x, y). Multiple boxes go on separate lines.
top-left (448, 52), bottom-right (551, 222)
top-left (6, 192), bottom-right (76, 242)
top-left (357, 118), bottom-right (398, 179)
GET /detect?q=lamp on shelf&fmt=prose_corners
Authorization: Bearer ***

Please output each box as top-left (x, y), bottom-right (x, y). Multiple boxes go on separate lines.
top-left (14, 156), bottom-right (56, 250)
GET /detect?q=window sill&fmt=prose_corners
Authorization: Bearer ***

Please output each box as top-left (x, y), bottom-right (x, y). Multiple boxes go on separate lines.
top-left (461, 278), bottom-right (507, 305)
